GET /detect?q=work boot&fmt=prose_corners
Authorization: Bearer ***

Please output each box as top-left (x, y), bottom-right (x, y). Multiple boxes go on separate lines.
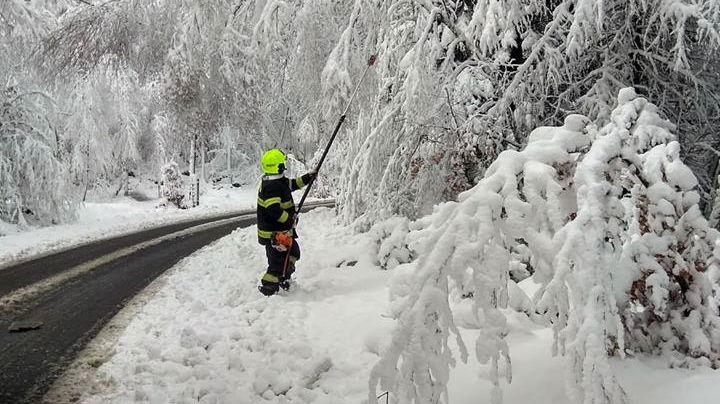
top-left (258, 284), bottom-right (277, 296)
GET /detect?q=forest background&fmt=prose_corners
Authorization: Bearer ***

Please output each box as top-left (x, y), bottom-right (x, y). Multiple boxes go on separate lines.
top-left (2, 0), bottom-right (719, 230)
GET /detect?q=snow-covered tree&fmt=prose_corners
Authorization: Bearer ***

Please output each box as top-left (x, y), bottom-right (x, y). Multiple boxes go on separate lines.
top-left (109, 71), bottom-right (142, 196)
top-left (330, 0), bottom-right (720, 225)
top-left (0, 1), bottom-right (78, 226)
top-left (374, 89), bottom-right (720, 403)
top-left (371, 114), bottom-right (591, 404)
top-left (59, 68), bottom-right (148, 199)
top-left (35, 0), bottom-right (276, 195)
top-left (64, 93), bottom-right (112, 200)
top-left (0, 0), bottom-right (50, 49)
top-left (0, 86), bottom-right (77, 226)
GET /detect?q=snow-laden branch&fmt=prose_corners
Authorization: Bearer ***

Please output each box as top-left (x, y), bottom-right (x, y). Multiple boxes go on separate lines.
top-left (373, 88), bottom-right (720, 403)
top-left (371, 113), bottom-right (591, 403)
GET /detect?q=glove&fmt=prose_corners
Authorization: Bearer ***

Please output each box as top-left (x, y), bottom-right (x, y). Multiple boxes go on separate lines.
top-left (306, 171), bottom-right (318, 182)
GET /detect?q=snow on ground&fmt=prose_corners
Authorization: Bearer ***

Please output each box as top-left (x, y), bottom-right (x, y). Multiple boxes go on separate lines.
top-left (0, 185), bottom-right (257, 267)
top-left (67, 208), bottom-right (720, 404)
top-left (73, 207), bottom-right (394, 404)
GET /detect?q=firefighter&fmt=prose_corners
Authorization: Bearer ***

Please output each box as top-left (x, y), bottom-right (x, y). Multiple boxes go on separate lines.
top-left (256, 148), bottom-right (316, 296)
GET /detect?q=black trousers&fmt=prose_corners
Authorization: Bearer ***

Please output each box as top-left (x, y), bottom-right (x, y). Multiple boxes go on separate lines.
top-left (260, 240), bottom-right (300, 293)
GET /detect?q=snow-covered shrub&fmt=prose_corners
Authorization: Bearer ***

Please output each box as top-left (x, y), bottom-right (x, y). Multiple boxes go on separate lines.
top-left (540, 96), bottom-right (633, 404)
top-left (373, 88), bottom-right (720, 404)
top-left (507, 280), bottom-right (535, 316)
top-left (367, 216), bottom-right (414, 270)
top-left (610, 95), bottom-right (720, 367)
top-left (540, 88), bottom-right (720, 403)
top-left (370, 115), bottom-right (590, 404)
top-left (160, 161), bottom-right (185, 209)
top-left (710, 242), bottom-right (720, 322)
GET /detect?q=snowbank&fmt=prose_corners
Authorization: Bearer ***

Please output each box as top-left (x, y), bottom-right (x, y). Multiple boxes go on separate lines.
top-left (0, 186), bottom-right (257, 267)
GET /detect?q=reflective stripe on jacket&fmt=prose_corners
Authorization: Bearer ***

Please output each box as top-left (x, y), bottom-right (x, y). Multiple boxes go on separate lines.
top-left (256, 173), bottom-right (312, 245)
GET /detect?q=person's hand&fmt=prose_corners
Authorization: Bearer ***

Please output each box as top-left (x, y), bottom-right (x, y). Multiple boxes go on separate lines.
top-left (306, 171), bottom-right (318, 182)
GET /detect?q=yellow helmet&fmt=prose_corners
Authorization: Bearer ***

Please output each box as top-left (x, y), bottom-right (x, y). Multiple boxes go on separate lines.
top-left (261, 148), bottom-right (286, 175)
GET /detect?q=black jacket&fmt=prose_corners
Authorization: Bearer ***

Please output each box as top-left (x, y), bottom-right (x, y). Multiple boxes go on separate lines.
top-left (256, 173), bottom-right (313, 245)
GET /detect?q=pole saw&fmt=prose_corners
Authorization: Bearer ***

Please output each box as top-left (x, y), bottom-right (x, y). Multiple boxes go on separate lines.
top-left (295, 54), bottom-right (377, 213)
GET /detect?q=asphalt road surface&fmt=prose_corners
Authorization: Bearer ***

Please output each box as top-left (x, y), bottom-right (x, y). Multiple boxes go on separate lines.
top-left (0, 202), bottom-right (331, 404)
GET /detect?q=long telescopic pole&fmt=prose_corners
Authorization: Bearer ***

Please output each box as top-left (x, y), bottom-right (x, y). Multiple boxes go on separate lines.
top-left (296, 55), bottom-right (377, 212)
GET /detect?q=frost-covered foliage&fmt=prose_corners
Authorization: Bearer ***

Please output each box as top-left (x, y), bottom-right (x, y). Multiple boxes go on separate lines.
top-left (0, 86), bottom-right (76, 226)
top-left (0, 1), bottom-right (77, 226)
top-left (0, 0), bottom-right (322, 224)
top-left (249, 0), bottom-right (353, 199)
top-left (62, 69), bottom-right (143, 198)
top-left (38, 0), bottom-right (169, 78)
top-left (374, 89), bottom-right (720, 403)
top-left (5, 0), bottom-right (720, 229)
top-left (607, 96), bottom-right (720, 368)
top-left (540, 88), bottom-right (720, 403)
top-left (328, 0), bottom-right (720, 224)
top-left (1, 0), bottom-right (347, 226)
top-left (160, 161), bottom-right (185, 209)
top-left (206, 126), bottom-right (262, 186)
top-left (0, 0), bottom-right (52, 50)
top-left (24, 0), bottom-right (347, 204)
top-left (370, 112), bottom-right (591, 403)
top-left (542, 103), bottom-right (633, 404)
